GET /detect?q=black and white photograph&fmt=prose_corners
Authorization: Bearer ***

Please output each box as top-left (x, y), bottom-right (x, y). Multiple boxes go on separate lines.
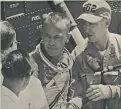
top-left (1, 0), bottom-right (121, 109)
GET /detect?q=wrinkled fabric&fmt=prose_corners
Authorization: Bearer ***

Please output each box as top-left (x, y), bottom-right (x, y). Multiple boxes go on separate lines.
top-left (18, 76), bottom-right (49, 109)
top-left (30, 41), bottom-right (73, 109)
top-left (72, 33), bottom-right (121, 109)
top-left (1, 85), bottom-right (18, 109)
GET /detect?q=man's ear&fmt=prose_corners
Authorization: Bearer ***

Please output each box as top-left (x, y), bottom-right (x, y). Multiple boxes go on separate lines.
top-left (105, 19), bottom-right (111, 28)
top-left (66, 33), bottom-right (71, 43)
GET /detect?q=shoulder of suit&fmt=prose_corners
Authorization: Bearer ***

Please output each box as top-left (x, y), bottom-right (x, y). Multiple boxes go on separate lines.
top-left (109, 33), bottom-right (121, 45)
top-left (29, 44), bottom-right (40, 57)
top-left (71, 38), bottom-right (88, 61)
top-left (109, 32), bottom-right (121, 39)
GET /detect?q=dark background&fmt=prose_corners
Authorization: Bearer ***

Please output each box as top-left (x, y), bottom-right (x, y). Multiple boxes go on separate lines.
top-left (1, 1), bottom-right (121, 53)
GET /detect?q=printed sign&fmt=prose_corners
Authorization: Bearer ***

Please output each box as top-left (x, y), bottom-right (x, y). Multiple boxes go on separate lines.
top-left (4, 2), bottom-right (25, 19)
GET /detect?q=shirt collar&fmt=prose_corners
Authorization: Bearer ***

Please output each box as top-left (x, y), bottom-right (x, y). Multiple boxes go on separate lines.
top-left (2, 85), bottom-right (18, 104)
top-left (85, 32), bottom-right (111, 56)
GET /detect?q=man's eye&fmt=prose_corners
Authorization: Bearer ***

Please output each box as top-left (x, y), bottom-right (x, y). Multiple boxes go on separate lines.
top-left (9, 42), bottom-right (13, 47)
top-left (44, 34), bottom-right (50, 38)
top-left (54, 35), bottom-right (61, 39)
top-left (90, 22), bottom-right (97, 26)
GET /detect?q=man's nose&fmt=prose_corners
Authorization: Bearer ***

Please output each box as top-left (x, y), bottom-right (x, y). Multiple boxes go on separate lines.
top-left (49, 38), bottom-right (55, 45)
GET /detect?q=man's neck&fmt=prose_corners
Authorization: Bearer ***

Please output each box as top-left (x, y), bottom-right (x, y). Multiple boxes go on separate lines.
top-left (93, 32), bottom-right (109, 51)
top-left (3, 79), bottom-right (21, 96)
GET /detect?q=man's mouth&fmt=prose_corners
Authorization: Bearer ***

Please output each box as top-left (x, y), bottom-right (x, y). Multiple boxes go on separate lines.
top-left (84, 33), bottom-right (93, 37)
top-left (48, 46), bottom-right (57, 49)
top-left (84, 32), bottom-right (93, 37)
top-left (88, 35), bottom-right (93, 37)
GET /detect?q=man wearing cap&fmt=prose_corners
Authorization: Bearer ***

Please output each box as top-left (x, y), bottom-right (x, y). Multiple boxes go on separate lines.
top-left (72, 0), bottom-right (121, 109)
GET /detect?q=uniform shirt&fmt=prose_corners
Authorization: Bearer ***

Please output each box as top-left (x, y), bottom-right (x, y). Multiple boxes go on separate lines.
top-left (18, 76), bottom-right (49, 109)
top-left (1, 85), bottom-right (18, 109)
top-left (72, 32), bottom-right (121, 109)
top-left (30, 42), bottom-right (73, 109)
top-left (0, 63), bottom-right (3, 85)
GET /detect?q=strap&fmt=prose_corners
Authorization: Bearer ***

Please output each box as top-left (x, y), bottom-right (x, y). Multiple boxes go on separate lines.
top-left (67, 69), bottom-right (72, 102)
top-left (49, 80), bottom-right (68, 109)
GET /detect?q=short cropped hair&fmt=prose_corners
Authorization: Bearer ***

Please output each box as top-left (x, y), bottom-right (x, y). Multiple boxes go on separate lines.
top-left (42, 12), bottom-right (71, 32)
top-left (0, 21), bottom-right (16, 50)
top-left (2, 49), bottom-right (32, 79)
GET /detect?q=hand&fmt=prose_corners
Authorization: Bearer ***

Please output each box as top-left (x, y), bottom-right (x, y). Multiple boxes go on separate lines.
top-left (58, 97), bottom-right (82, 109)
top-left (66, 103), bottom-right (80, 109)
top-left (56, 103), bottom-right (78, 109)
top-left (86, 84), bottom-right (111, 101)
top-left (69, 97), bottom-right (82, 109)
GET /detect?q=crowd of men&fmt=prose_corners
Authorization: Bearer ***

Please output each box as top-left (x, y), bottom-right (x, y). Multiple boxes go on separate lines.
top-left (1, 0), bottom-right (121, 109)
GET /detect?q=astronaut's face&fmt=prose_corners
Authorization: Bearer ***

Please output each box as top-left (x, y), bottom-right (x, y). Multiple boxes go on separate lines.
top-left (42, 22), bottom-right (69, 57)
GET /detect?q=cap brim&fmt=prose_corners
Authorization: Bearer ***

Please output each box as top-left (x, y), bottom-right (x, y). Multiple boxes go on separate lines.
top-left (76, 13), bottom-right (103, 23)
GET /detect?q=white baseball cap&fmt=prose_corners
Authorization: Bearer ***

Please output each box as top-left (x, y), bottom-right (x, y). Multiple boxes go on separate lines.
top-left (77, 0), bottom-right (111, 23)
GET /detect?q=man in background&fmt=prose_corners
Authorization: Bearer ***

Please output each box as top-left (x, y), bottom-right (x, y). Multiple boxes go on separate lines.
top-left (0, 21), bottom-right (49, 109)
top-left (1, 21), bottom-right (17, 85)
top-left (72, 0), bottom-right (121, 109)
top-left (1, 21), bottom-right (17, 62)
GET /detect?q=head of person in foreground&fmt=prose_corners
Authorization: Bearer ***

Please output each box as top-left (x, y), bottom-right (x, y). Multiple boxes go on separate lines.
top-left (2, 49), bottom-right (33, 96)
